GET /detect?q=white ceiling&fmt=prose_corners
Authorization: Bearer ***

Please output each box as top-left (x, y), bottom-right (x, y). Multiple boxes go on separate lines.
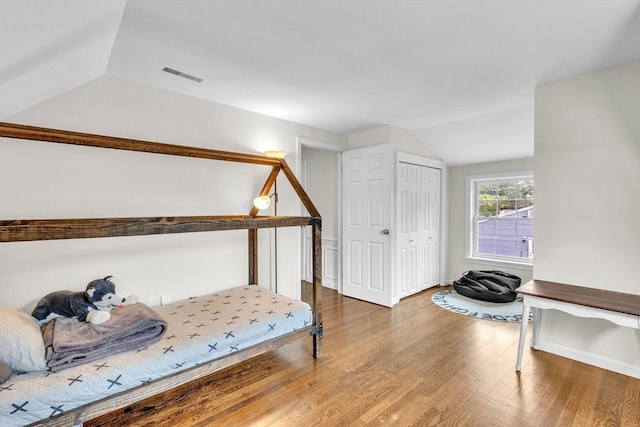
top-left (1, 1), bottom-right (639, 165)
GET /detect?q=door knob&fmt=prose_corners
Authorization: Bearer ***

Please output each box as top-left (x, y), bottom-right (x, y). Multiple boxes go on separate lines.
top-left (382, 229), bottom-right (390, 235)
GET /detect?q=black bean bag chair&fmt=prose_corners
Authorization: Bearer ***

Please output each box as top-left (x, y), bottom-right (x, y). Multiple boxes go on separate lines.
top-left (453, 270), bottom-right (521, 303)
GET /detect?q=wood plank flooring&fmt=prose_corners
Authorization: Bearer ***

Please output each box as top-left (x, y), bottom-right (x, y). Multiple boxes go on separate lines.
top-left (86, 285), bottom-right (640, 426)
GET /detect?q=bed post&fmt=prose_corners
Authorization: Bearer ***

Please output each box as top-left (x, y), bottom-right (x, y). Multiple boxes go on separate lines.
top-left (312, 221), bottom-right (323, 358)
top-left (248, 229), bottom-right (258, 285)
top-left (277, 158), bottom-right (323, 358)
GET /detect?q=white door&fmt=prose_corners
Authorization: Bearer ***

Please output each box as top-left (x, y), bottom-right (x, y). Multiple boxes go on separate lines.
top-left (342, 144), bottom-right (393, 307)
top-left (397, 162), bottom-right (441, 298)
top-left (422, 166), bottom-right (441, 289)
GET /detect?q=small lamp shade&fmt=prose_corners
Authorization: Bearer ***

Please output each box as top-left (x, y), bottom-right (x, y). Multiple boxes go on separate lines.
top-left (253, 195), bottom-right (271, 210)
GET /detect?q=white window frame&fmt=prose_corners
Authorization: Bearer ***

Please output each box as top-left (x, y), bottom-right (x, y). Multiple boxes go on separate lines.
top-left (464, 171), bottom-right (533, 270)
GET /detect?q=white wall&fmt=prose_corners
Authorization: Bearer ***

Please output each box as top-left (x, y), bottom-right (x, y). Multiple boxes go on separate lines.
top-left (348, 125), bottom-right (441, 160)
top-left (445, 157), bottom-right (534, 284)
top-left (534, 61), bottom-right (640, 377)
top-left (300, 146), bottom-right (341, 290)
top-left (301, 147), bottom-right (340, 240)
top-left (0, 76), bottom-right (347, 311)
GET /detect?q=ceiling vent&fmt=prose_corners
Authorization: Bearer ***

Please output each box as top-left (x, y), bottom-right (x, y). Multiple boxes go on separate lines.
top-left (162, 67), bottom-right (203, 83)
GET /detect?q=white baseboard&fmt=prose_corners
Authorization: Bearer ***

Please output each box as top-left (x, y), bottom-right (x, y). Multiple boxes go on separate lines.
top-left (536, 340), bottom-right (640, 379)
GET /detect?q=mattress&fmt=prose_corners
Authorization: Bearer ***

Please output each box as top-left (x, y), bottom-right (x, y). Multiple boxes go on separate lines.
top-left (0, 285), bottom-right (312, 426)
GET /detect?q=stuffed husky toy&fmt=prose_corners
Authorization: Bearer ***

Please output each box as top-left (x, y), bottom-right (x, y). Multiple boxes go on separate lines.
top-left (32, 276), bottom-right (136, 325)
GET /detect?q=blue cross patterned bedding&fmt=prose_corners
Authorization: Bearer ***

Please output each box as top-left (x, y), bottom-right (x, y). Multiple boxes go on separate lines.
top-left (0, 285), bottom-right (312, 426)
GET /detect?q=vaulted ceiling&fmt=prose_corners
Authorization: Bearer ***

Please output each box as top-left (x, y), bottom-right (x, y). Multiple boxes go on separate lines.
top-left (1, 1), bottom-right (638, 165)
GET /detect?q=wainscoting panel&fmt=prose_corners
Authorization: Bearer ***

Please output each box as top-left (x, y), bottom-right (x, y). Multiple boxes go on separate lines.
top-left (303, 237), bottom-right (339, 290)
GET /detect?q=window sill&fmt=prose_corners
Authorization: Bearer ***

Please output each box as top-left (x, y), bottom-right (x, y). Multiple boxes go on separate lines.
top-left (463, 256), bottom-right (533, 271)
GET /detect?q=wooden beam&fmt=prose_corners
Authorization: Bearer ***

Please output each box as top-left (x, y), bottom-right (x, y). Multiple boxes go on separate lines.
top-left (0, 122), bottom-right (282, 166)
top-left (0, 216), bottom-right (315, 242)
top-left (280, 158), bottom-right (321, 218)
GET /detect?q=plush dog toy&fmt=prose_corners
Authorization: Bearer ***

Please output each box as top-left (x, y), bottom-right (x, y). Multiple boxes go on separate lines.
top-left (31, 276), bottom-right (136, 325)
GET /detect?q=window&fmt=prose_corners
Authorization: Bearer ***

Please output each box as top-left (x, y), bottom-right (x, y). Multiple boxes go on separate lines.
top-left (466, 172), bottom-right (534, 268)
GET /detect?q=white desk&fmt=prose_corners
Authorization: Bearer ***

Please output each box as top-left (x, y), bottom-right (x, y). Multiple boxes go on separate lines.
top-left (515, 280), bottom-right (640, 371)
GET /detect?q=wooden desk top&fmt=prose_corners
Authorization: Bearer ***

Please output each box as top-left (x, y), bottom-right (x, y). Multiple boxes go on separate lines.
top-left (517, 280), bottom-right (640, 317)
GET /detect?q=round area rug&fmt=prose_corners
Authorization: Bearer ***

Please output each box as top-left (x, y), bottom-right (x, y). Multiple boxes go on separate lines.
top-left (431, 290), bottom-right (532, 322)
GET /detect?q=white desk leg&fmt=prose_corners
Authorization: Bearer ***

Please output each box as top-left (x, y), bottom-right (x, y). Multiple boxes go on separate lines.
top-left (516, 303), bottom-right (530, 371)
top-left (531, 307), bottom-right (542, 349)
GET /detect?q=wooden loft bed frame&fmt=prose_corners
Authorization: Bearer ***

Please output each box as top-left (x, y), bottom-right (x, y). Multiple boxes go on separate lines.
top-left (0, 121), bottom-right (323, 426)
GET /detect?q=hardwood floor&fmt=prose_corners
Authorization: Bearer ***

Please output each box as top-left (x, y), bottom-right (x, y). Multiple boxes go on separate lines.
top-left (87, 285), bottom-right (640, 426)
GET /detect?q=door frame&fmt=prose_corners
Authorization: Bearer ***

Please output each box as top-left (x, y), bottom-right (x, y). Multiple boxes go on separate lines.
top-left (297, 136), bottom-right (345, 293)
top-left (395, 152), bottom-right (446, 304)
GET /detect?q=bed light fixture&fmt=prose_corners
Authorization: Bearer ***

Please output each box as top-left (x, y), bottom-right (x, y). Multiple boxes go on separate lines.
top-left (253, 191), bottom-right (278, 210)
top-left (252, 180), bottom-right (281, 293)
top-left (264, 150), bottom-right (287, 159)
top-left (255, 151), bottom-right (284, 209)
top-left (253, 194), bottom-right (272, 210)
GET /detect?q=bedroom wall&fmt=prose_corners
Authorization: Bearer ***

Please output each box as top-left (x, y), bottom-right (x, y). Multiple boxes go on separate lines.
top-left (445, 157), bottom-right (534, 285)
top-left (300, 146), bottom-right (341, 289)
top-left (0, 76), bottom-right (347, 312)
top-left (348, 125), bottom-right (441, 160)
top-left (301, 147), bottom-right (340, 240)
top-left (534, 61), bottom-right (640, 377)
